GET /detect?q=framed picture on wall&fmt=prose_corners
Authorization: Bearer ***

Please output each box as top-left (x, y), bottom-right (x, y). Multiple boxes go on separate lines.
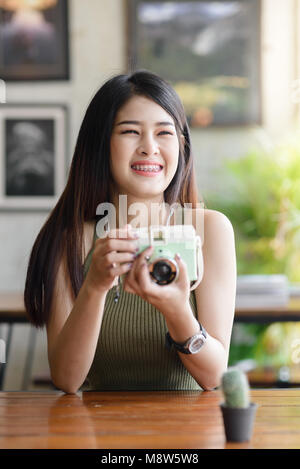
top-left (0, 104), bottom-right (67, 210)
top-left (0, 0), bottom-right (69, 81)
top-left (128, 0), bottom-right (261, 127)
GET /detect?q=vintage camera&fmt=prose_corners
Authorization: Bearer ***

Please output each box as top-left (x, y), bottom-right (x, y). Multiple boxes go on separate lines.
top-left (134, 225), bottom-right (203, 289)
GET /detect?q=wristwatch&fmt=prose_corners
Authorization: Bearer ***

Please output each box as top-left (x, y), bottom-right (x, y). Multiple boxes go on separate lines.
top-left (165, 321), bottom-right (207, 354)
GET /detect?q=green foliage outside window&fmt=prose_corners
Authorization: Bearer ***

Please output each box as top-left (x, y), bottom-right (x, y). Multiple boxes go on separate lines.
top-left (205, 136), bottom-right (300, 369)
top-left (206, 136), bottom-right (300, 282)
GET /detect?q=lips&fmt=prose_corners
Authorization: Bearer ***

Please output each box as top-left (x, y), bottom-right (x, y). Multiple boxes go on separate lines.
top-left (130, 162), bottom-right (163, 177)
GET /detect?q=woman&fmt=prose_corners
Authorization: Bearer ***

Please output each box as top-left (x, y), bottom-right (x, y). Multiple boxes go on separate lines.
top-left (24, 71), bottom-right (236, 393)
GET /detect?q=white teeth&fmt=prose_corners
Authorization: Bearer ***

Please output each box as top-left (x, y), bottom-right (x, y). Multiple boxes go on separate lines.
top-left (131, 165), bottom-right (161, 172)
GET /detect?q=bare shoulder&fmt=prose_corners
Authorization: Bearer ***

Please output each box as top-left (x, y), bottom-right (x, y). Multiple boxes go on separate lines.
top-left (202, 208), bottom-right (234, 235)
top-left (189, 206), bottom-right (234, 241)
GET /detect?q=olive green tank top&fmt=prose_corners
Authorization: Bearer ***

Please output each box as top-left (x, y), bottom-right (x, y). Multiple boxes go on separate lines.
top-left (84, 223), bottom-right (201, 391)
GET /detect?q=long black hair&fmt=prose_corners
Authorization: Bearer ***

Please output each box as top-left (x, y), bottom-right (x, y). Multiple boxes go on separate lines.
top-left (24, 70), bottom-right (200, 327)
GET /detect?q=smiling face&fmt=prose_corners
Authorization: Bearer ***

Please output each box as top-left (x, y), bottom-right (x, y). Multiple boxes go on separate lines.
top-left (109, 95), bottom-right (180, 203)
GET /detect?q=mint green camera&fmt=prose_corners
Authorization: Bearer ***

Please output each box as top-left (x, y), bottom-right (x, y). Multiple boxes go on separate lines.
top-left (135, 225), bottom-right (203, 289)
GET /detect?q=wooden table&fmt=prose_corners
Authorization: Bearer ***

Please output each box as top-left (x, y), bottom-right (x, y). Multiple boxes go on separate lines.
top-left (0, 389), bottom-right (299, 449)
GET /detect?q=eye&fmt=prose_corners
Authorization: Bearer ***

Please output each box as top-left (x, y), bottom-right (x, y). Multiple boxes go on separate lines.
top-left (158, 130), bottom-right (174, 136)
top-left (121, 129), bottom-right (139, 135)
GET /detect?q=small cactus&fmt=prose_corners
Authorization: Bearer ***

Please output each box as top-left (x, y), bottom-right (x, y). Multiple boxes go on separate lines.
top-left (221, 367), bottom-right (250, 408)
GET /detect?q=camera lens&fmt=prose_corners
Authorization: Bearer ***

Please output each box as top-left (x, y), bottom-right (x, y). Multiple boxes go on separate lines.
top-left (150, 260), bottom-right (177, 285)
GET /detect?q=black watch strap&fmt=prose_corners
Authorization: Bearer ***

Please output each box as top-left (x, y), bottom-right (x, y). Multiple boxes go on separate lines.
top-left (165, 321), bottom-right (207, 354)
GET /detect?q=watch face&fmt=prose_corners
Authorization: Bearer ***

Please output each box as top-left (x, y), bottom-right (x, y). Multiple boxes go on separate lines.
top-left (189, 335), bottom-right (204, 354)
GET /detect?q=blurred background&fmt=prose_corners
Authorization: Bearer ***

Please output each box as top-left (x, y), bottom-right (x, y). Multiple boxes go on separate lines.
top-left (0, 0), bottom-right (300, 390)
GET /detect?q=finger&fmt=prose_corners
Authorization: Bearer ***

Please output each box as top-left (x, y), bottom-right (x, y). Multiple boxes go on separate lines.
top-left (105, 251), bottom-right (137, 266)
top-left (123, 245), bottom-right (151, 295)
top-left (100, 237), bottom-right (139, 255)
top-left (130, 245), bottom-right (153, 286)
top-left (138, 260), bottom-right (161, 295)
top-left (133, 246), bottom-right (158, 292)
top-left (124, 255), bottom-right (142, 293)
top-left (109, 261), bottom-right (133, 277)
top-left (174, 253), bottom-right (190, 289)
top-left (135, 245), bottom-right (154, 268)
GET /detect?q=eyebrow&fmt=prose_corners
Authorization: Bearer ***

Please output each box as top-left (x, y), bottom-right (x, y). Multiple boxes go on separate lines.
top-left (116, 120), bottom-right (175, 127)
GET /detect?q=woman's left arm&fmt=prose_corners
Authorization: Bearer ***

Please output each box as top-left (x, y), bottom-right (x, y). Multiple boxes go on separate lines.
top-left (165, 209), bottom-right (237, 390)
top-left (123, 209), bottom-right (237, 390)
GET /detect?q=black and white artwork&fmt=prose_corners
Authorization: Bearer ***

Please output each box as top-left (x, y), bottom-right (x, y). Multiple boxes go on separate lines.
top-left (5, 118), bottom-right (55, 196)
top-left (0, 105), bottom-right (66, 209)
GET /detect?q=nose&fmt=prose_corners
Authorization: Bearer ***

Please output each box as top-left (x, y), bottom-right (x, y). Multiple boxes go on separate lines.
top-left (137, 133), bottom-right (159, 156)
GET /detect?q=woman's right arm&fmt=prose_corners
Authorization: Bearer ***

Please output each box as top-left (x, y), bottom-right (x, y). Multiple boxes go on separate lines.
top-left (46, 225), bottom-right (138, 394)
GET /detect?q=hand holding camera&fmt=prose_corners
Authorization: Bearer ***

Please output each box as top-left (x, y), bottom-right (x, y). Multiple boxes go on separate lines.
top-left (122, 224), bottom-right (203, 316)
top-left (86, 225), bottom-right (139, 295)
top-left (127, 224), bottom-right (203, 287)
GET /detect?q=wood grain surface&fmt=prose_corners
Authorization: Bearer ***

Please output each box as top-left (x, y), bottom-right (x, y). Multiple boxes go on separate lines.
top-left (0, 389), bottom-right (300, 449)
